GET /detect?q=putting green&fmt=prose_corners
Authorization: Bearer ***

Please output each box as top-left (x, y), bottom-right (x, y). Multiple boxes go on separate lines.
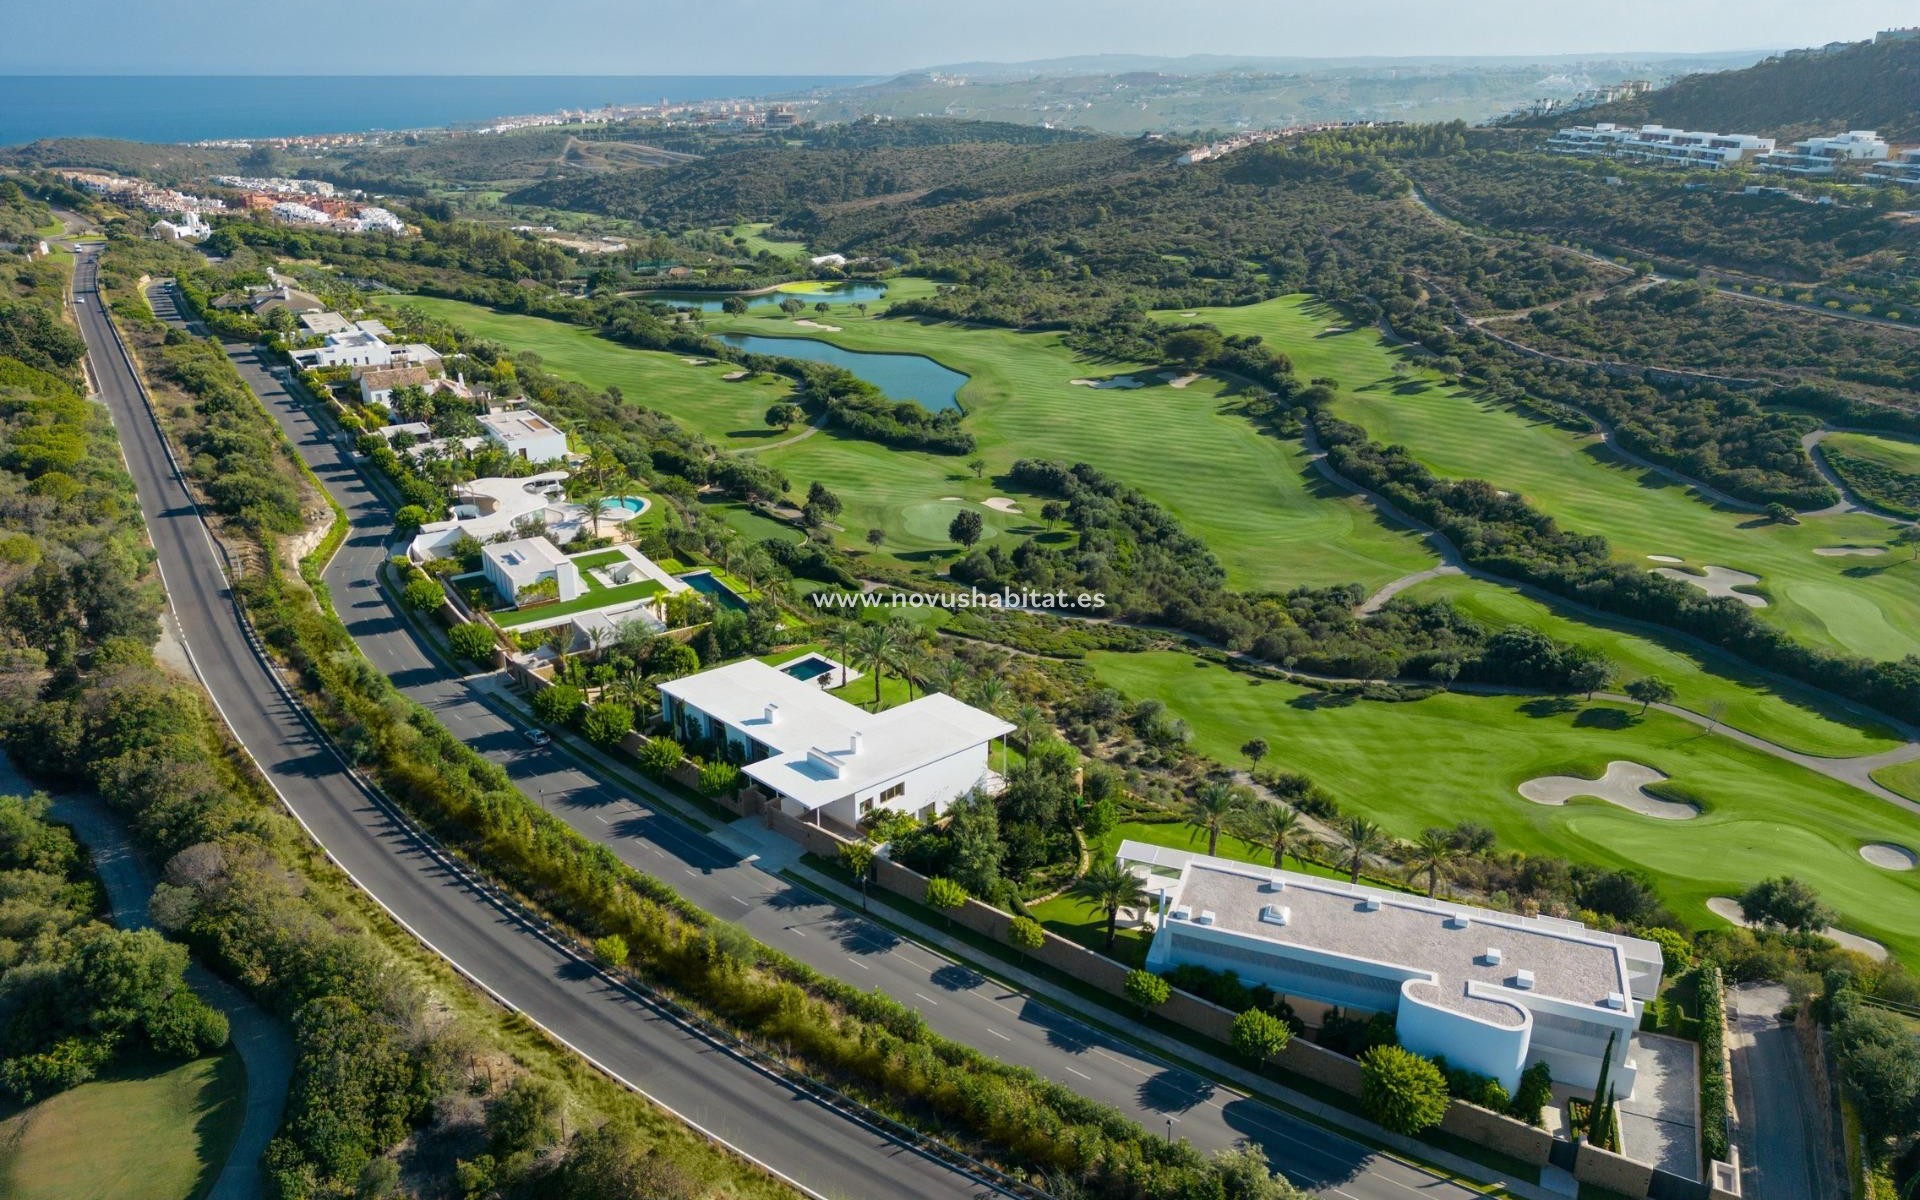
top-left (1087, 648), bottom-right (1920, 966)
top-left (1158, 295), bottom-right (1920, 663)
top-left (896, 499), bottom-right (1017, 544)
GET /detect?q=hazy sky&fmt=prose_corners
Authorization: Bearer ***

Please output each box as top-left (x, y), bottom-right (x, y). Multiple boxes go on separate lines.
top-left (7, 0), bottom-right (1914, 74)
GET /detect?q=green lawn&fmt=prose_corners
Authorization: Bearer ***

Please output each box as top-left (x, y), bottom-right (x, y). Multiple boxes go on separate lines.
top-left (1086, 649), bottom-right (1920, 966)
top-left (387, 296), bottom-right (802, 448)
top-left (702, 305), bottom-right (1435, 592)
top-left (1876, 760), bottom-right (1920, 804)
top-left (1403, 574), bottom-right (1899, 758)
top-left (0, 1051), bottom-right (244, 1200)
top-left (493, 578), bottom-right (664, 627)
top-left (1159, 296), bottom-right (1920, 663)
top-left (1824, 430), bottom-right (1920, 478)
top-left (724, 221), bottom-right (807, 258)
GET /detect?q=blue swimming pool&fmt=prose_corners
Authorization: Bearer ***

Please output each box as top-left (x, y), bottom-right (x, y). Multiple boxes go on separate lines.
top-left (782, 654), bottom-right (837, 682)
top-left (609, 495), bottom-right (648, 513)
top-left (678, 569), bottom-right (748, 611)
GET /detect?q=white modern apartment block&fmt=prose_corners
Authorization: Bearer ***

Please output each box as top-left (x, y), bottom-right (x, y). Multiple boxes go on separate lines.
top-left (1758, 131), bottom-right (1890, 176)
top-left (478, 409), bottom-right (570, 463)
top-left (1122, 841), bottom-right (1663, 1095)
top-left (482, 536), bottom-right (582, 606)
top-left (1545, 123), bottom-right (1774, 169)
top-left (659, 660), bottom-right (1014, 829)
top-left (1867, 148), bottom-right (1920, 189)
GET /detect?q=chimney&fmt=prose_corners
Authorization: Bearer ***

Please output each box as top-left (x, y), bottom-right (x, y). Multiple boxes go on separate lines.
top-left (849, 730), bottom-right (863, 755)
top-left (764, 703), bottom-right (779, 725)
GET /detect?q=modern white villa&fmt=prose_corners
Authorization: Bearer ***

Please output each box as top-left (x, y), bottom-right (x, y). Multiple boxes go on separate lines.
top-left (1121, 841), bottom-right (1664, 1095)
top-left (1868, 147), bottom-right (1920, 189)
top-left (477, 409), bottom-right (570, 463)
top-left (1545, 122), bottom-right (1775, 168)
top-left (483, 537), bottom-right (584, 606)
top-left (659, 659), bottom-right (1014, 829)
top-left (1758, 130), bottom-right (1890, 176)
top-left (291, 327), bottom-right (444, 373)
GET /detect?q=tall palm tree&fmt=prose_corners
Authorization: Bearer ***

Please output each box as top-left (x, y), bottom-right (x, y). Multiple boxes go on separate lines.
top-left (932, 656), bottom-right (970, 700)
top-left (1077, 860), bottom-right (1149, 951)
top-left (829, 620), bottom-right (859, 690)
top-left (971, 673), bottom-right (1009, 717)
top-left (1404, 829), bottom-right (1463, 899)
top-left (1243, 801), bottom-right (1307, 872)
top-left (1338, 816), bottom-right (1389, 884)
top-left (1012, 702), bottom-right (1048, 751)
top-left (857, 619), bottom-right (900, 709)
top-left (1187, 783), bottom-right (1245, 857)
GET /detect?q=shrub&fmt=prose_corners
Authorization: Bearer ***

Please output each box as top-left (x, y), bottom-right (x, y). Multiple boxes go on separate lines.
top-left (447, 622), bottom-right (496, 663)
top-left (1230, 1008), bottom-right (1292, 1066)
top-left (637, 735), bottom-right (683, 777)
top-left (1125, 969), bottom-right (1172, 1015)
top-left (402, 575), bottom-right (445, 611)
top-left (697, 761), bottom-right (740, 798)
top-left (924, 876), bottom-right (967, 922)
top-left (1637, 925), bottom-right (1694, 975)
top-left (1697, 963), bottom-right (1730, 1160)
top-left (592, 934), bottom-right (629, 968)
top-left (1360, 1045), bottom-right (1450, 1135)
top-left (393, 504), bottom-right (432, 532)
top-left (143, 989), bottom-right (230, 1058)
top-left (580, 701), bottom-right (634, 749)
top-left (1508, 1060), bottom-right (1553, 1126)
top-left (1006, 915), bottom-right (1045, 951)
top-left (531, 683), bottom-right (584, 726)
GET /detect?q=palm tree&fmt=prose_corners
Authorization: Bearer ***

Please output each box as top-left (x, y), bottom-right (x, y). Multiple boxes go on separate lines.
top-left (857, 619), bottom-right (900, 709)
top-left (932, 656), bottom-right (970, 700)
top-left (1404, 829), bottom-right (1463, 898)
top-left (1243, 802), bottom-right (1307, 872)
top-left (1338, 816), bottom-right (1389, 884)
top-left (1012, 702), bottom-right (1048, 751)
top-left (1187, 783), bottom-right (1245, 857)
top-left (971, 673), bottom-right (1009, 717)
top-left (829, 620), bottom-right (858, 689)
top-left (1077, 860), bottom-right (1149, 951)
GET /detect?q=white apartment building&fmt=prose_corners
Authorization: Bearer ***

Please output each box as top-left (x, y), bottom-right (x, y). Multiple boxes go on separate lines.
top-left (478, 409), bottom-right (570, 463)
top-left (1867, 148), bottom-right (1920, 189)
top-left (1546, 123), bottom-right (1775, 169)
top-left (659, 660), bottom-right (1013, 829)
top-left (1124, 841), bottom-right (1663, 1095)
top-left (1758, 131), bottom-right (1890, 176)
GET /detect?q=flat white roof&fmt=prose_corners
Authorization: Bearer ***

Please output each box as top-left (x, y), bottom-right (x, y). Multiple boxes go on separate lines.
top-left (483, 535), bottom-right (570, 589)
top-left (661, 660), bottom-right (1012, 809)
top-left (479, 409), bottom-right (563, 444)
top-left (1124, 841), bottom-right (1648, 1020)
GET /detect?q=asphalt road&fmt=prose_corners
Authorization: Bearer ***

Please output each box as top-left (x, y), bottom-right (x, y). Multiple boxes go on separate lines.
top-left (147, 278), bottom-right (1494, 1200)
top-left (76, 253), bottom-right (1009, 1200)
top-left (1728, 984), bottom-right (1836, 1200)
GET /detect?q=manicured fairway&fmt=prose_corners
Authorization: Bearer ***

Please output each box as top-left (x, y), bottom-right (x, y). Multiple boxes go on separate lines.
top-left (389, 296), bottom-right (801, 448)
top-left (0, 1051), bottom-right (244, 1200)
top-left (1824, 430), bottom-right (1920, 479)
top-left (1404, 574), bottom-right (1900, 758)
top-left (724, 221), bottom-right (807, 257)
top-left (704, 306), bottom-right (1436, 591)
top-left (1087, 649), bottom-right (1920, 965)
top-left (1877, 760), bottom-right (1920, 804)
top-left (1161, 296), bottom-right (1920, 662)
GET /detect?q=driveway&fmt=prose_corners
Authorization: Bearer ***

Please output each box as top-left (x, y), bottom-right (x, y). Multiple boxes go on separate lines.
top-left (1618, 1032), bottom-right (1699, 1179)
top-left (1728, 983), bottom-right (1838, 1200)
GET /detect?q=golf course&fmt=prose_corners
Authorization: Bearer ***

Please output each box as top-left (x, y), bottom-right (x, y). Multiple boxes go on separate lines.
top-left (1087, 649), bottom-right (1920, 965)
top-left (1157, 295), bottom-right (1920, 664)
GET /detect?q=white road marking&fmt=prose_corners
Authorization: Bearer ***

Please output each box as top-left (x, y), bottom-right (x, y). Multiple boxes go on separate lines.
top-left (913, 992), bottom-right (938, 1006)
top-left (987, 1028), bottom-right (1010, 1041)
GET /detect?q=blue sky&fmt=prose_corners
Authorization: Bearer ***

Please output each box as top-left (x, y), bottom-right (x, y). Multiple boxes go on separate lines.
top-left (7, 0), bottom-right (1914, 74)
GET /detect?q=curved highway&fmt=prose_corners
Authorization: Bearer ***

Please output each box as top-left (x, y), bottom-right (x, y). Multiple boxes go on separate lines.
top-left (73, 249), bottom-right (1007, 1200)
top-left (140, 274), bottom-right (1499, 1200)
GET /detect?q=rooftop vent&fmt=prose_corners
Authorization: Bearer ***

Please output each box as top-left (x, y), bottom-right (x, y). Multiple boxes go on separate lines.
top-left (1195, 910), bottom-right (1216, 926)
top-left (764, 703), bottom-right (779, 725)
top-left (1446, 912), bottom-right (1471, 930)
top-left (1169, 906), bottom-right (1192, 922)
top-left (849, 730), bottom-right (864, 756)
top-left (1359, 896), bottom-right (1381, 912)
top-left (1261, 875), bottom-right (1284, 894)
top-left (1604, 992), bottom-right (1627, 1010)
top-left (1259, 905), bottom-right (1291, 927)
top-left (1483, 947), bottom-right (1503, 966)
top-left (1511, 969), bottom-right (1535, 991)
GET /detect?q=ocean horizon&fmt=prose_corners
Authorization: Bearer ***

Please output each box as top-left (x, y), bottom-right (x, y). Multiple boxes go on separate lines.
top-left (0, 75), bottom-right (866, 146)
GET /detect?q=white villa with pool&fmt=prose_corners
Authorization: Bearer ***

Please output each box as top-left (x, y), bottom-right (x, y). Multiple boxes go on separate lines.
top-left (659, 659), bottom-right (1013, 830)
top-left (1122, 841), bottom-right (1664, 1095)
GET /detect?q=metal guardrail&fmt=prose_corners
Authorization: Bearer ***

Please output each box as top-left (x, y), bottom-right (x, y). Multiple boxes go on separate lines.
top-left (102, 265), bottom-right (1050, 1200)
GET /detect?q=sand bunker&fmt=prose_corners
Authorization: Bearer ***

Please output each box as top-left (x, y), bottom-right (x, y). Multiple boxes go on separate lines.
top-left (721, 370), bottom-right (749, 381)
top-left (682, 357), bottom-right (709, 366)
top-left (1518, 761), bottom-right (1696, 820)
top-left (1178, 311), bottom-right (1199, 317)
top-left (1647, 554), bottom-right (1684, 564)
top-left (982, 497), bottom-right (1021, 513)
top-left (1070, 376), bottom-right (1146, 389)
top-left (1158, 371), bottom-right (1202, 389)
top-left (792, 319), bottom-right (842, 332)
top-left (1860, 842), bottom-right (1918, 871)
top-left (1813, 545), bottom-right (1887, 558)
top-left (938, 495), bottom-right (962, 502)
top-left (1653, 564), bottom-right (1767, 607)
top-left (1707, 897), bottom-right (1887, 961)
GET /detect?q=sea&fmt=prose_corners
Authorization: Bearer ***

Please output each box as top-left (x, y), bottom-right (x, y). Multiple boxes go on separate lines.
top-left (0, 75), bottom-right (862, 146)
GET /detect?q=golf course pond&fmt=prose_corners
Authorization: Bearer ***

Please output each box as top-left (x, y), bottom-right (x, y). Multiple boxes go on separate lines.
top-left (653, 282), bottom-right (891, 312)
top-left (716, 332), bottom-right (967, 412)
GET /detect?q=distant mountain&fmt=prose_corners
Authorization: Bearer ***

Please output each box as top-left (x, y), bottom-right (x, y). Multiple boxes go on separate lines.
top-left (914, 50), bottom-right (1767, 81)
top-left (1507, 37), bottom-right (1920, 140)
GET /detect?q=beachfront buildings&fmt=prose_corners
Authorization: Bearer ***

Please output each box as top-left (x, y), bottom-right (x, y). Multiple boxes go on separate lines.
top-left (1545, 123), bottom-right (1775, 168)
top-left (1122, 841), bottom-right (1663, 1095)
top-left (659, 660), bottom-right (1014, 829)
top-left (1758, 131), bottom-right (1890, 176)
